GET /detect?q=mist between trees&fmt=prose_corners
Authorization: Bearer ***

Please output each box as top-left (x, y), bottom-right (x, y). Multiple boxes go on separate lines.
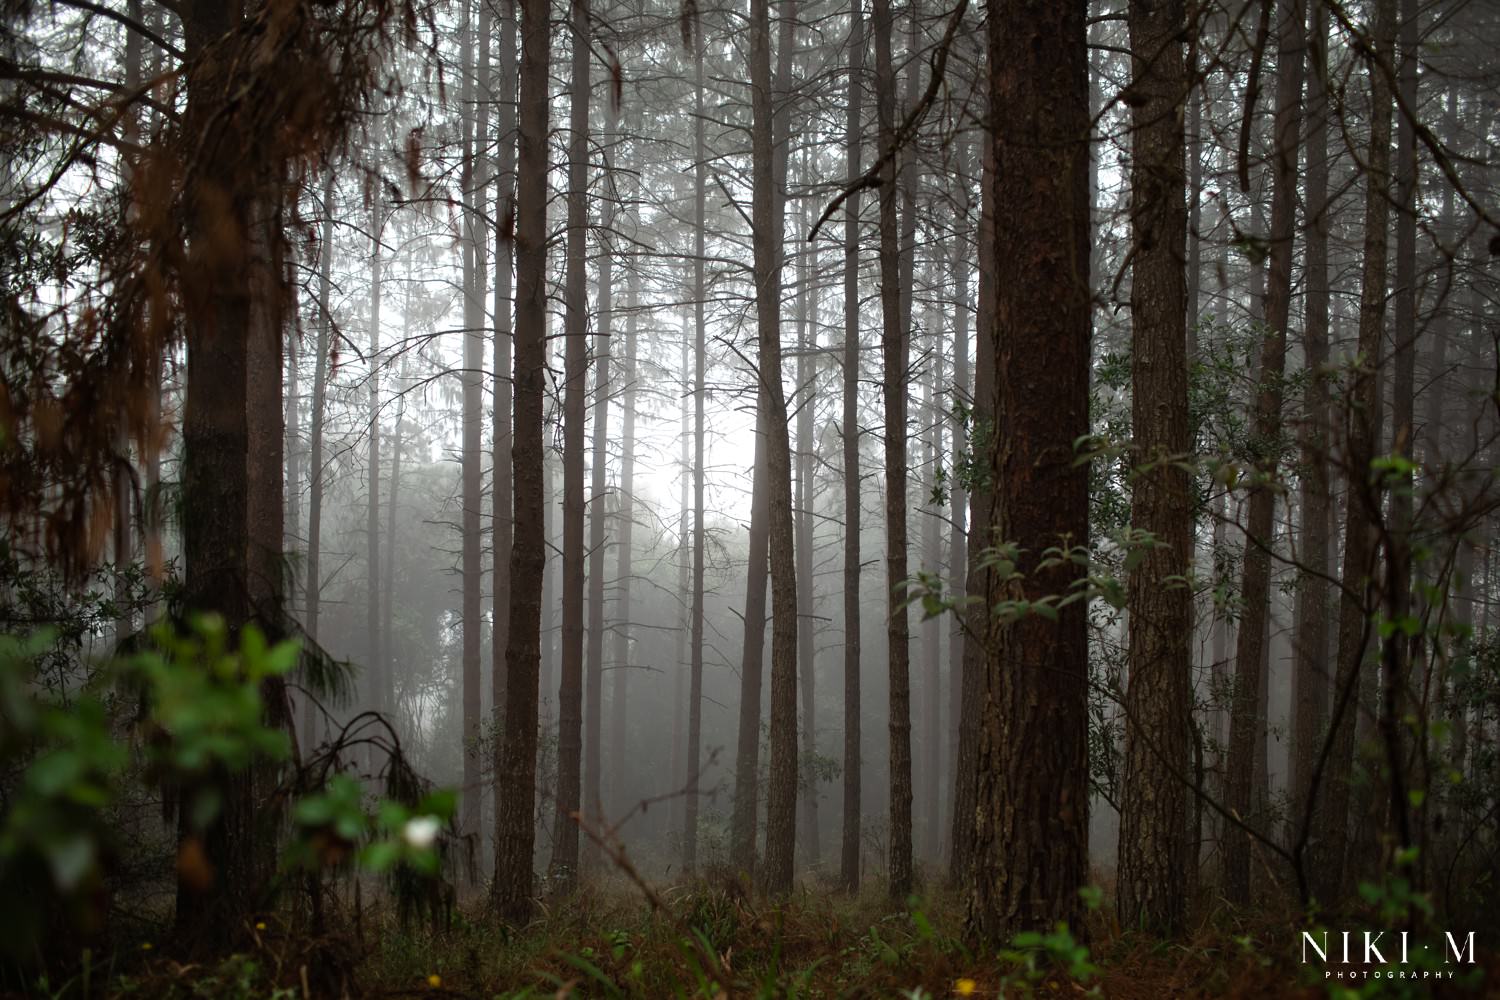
top-left (2, 0), bottom-right (1499, 992)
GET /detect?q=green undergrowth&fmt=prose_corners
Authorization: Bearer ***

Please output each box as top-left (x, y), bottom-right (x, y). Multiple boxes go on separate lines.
top-left (24, 876), bottom-right (1499, 998)
top-left (363, 877), bottom-right (1091, 998)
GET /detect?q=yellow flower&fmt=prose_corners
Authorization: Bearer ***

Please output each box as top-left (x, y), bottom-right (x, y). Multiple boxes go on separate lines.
top-left (140, 943), bottom-right (153, 952)
top-left (427, 974), bottom-right (442, 989)
top-left (955, 979), bottom-right (977, 997)
top-left (255, 921), bottom-right (266, 931)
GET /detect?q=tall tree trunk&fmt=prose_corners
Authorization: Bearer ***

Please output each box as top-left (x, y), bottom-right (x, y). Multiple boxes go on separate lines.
top-left (176, 0), bottom-right (282, 937)
top-left (610, 263), bottom-right (638, 819)
top-left (839, 0), bottom-right (865, 893)
top-left (921, 326), bottom-right (944, 864)
top-left (1186, 73), bottom-right (1203, 339)
top-left (751, 0), bottom-right (800, 896)
top-left (383, 350), bottom-right (406, 727)
top-left (491, 0), bottom-right (517, 824)
top-left (303, 169), bottom-right (335, 750)
top-left (675, 310), bottom-right (694, 855)
top-left (459, 0), bottom-right (489, 860)
top-left (1291, 0), bottom-right (1331, 828)
top-left (1116, 0), bottom-right (1192, 936)
top-left (945, 132), bottom-right (973, 872)
top-left (688, 31), bottom-right (715, 873)
top-left (491, 0), bottom-right (549, 923)
top-left (367, 192), bottom-right (384, 717)
top-left (1222, 0), bottom-right (1305, 907)
top-left (967, 0), bottom-right (1090, 942)
top-left (113, 0), bottom-right (143, 651)
top-left (1316, 0), bottom-right (1395, 905)
top-left (872, 0), bottom-right (912, 902)
top-left (729, 412), bottom-right (770, 872)
top-left (794, 159), bottom-right (821, 869)
top-left (585, 95), bottom-right (618, 869)
top-left (552, 0), bottom-right (591, 890)
top-left (1378, 0), bottom-right (1420, 879)
top-left (951, 106), bottom-right (995, 891)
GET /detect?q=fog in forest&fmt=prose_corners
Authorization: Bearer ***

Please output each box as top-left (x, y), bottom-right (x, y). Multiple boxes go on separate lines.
top-left (3, 0), bottom-right (1500, 993)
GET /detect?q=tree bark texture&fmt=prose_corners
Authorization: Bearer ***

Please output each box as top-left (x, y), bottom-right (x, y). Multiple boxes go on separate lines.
top-left (967, 0), bottom-right (1091, 943)
top-left (1117, 0), bottom-right (1193, 936)
top-left (491, 0), bottom-right (549, 923)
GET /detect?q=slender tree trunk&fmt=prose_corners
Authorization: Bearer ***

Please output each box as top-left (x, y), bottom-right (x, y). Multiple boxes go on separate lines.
top-left (610, 264), bottom-right (638, 820)
top-left (751, 0), bottom-right (800, 896)
top-left (367, 192), bottom-right (384, 717)
top-left (303, 169), bottom-right (335, 750)
top-left (872, 0), bottom-right (912, 902)
top-left (1186, 74), bottom-right (1203, 340)
top-left (1222, 0), bottom-right (1305, 906)
top-left (674, 310), bottom-right (692, 854)
top-left (584, 96), bottom-right (618, 869)
top-left (921, 329), bottom-right (943, 864)
top-left (1316, 0), bottom-right (1395, 905)
top-left (945, 133), bottom-right (972, 871)
top-left (459, 0), bottom-right (489, 861)
top-left (491, 0), bottom-right (517, 827)
top-left (491, 0), bottom-right (549, 923)
top-left (552, 0), bottom-right (591, 889)
top-left (113, 0), bottom-right (142, 651)
top-left (672, 310), bottom-right (687, 845)
top-left (282, 283), bottom-right (298, 636)
top-left (383, 350), bottom-right (406, 727)
top-left (1378, 0), bottom-right (1420, 881)
top-left (1116, 0), bottom-right (1192, 936)
top-left (966, 0), bottom-right (1090, 943)
top-left (542, 444), bottom-right (557, 752)
top-left (1291, 0), bottom-right (1331, 827)
top-left (688, 32), bottom-right (714, 873)
top-left (794, 158), bottom-right (821, 869)
top-left (839, 0), bottom-right (865, 893)
top-left (950, 117), bottom-right (995, 891)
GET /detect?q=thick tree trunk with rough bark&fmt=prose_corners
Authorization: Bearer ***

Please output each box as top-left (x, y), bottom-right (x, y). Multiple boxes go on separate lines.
top-left (176, 0), bottom-right (287, 940)
top-left (1117, 0), bottom-right (1192, 936)
top-left (751, 0), bottom-right (800, 896)
top-left (490, 0), bottom-right (549, 923)
top-left (966, 0), bottom-right (1090, 943)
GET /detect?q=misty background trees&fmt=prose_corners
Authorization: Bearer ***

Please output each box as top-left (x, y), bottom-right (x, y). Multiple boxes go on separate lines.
top-left (3, 0), bottom-right (1500, 976)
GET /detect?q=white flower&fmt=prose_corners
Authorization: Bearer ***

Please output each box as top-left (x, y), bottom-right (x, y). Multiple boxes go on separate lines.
top-left (402, 815), bottom-right (441, 850)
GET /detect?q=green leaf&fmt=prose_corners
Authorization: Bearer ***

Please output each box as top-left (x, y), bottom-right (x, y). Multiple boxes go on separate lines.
top-left (359, 841), bottom-right (401, 872)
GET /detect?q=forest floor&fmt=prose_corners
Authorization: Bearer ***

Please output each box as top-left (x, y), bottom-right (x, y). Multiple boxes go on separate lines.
top-left (64, 871), bottom-right (1497, 999)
